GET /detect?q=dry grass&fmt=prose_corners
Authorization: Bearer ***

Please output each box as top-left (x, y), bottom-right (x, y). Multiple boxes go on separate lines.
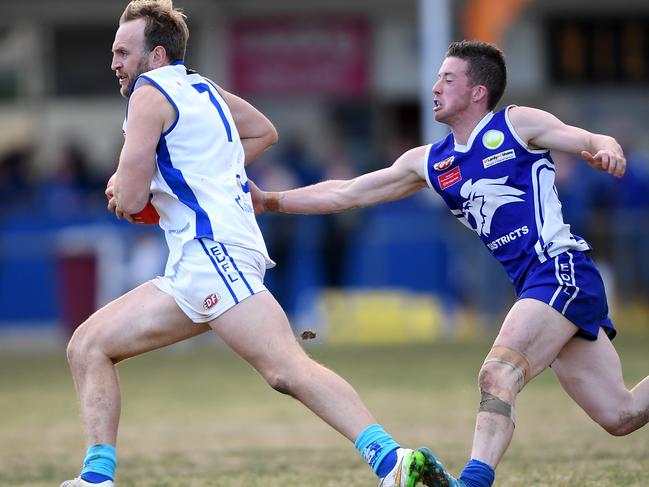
top-left (0, 336), bottom-right (648, 486)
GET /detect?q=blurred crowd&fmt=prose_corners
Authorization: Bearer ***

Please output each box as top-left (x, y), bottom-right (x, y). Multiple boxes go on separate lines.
top-left (0, 143), bottom-right (110, 217)
top-left (1, 118), bottom-right (649, 332)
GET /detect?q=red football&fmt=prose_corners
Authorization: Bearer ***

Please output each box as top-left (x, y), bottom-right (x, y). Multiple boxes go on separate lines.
top-left (131, 201), bottom-right (160, 225)
top-left (105, 177), bottom-right (160, 225)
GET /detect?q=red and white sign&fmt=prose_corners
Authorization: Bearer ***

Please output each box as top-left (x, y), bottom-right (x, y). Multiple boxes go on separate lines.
top-left (229, 17), bottom-right (370, 96)
top-left (438, 166), bottom-right (462, 190)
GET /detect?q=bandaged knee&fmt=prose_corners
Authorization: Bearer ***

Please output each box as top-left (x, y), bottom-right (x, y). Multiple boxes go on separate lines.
top-left (479, 391), bottom-right (516, 424)
top-left (483, 345), bottom-right (531, 392)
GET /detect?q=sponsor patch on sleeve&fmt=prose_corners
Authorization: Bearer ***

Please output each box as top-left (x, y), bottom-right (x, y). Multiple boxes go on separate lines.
top-left (483, 149), bottom-right (515, 169)
top-left (438, 166), bottom-right (462, 190)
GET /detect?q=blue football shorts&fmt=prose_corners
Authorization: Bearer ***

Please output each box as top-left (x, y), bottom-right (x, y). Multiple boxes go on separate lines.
top-left (517, 250), bottom-right (616, 340)
top-left (153, 238), bottom-right (268, 323)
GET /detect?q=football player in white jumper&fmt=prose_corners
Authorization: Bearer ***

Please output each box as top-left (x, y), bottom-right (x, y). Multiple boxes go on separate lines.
top-left (60, 2), bottom-right (435, 487)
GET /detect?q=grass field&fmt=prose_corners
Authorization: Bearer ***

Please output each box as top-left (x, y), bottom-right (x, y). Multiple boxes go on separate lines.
top-left (1, 335), bottom-right (648, 486)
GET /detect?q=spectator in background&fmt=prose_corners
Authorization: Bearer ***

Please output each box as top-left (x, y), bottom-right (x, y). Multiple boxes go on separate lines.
top-left (551, 150), bottom-right (599, 238)
top-left (555, 121), bottom-right (649, 303)
top-left (319, 145), bottom-right (360, 287)
top-left (598, 121), bottom-right (649, 300)
top-left (245, 151), bottom-right (301, 312)
top-left (0, 145), bottom-right (34, 210)
top-left (250, 137), bottom-right (361, 306)
top-left (37, 143), bottom-right (106, 217)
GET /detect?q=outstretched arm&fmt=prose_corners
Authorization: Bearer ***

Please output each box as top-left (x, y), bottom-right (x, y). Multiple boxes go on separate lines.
top-left (508, 106), bottom-right (626, 178)
top-left (214, 84), bottom-right (278, 165)
top-left (251, 146), bottom-right (429, 215)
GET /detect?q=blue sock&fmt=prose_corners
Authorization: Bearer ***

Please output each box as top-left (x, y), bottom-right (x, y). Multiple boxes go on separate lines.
top-left (375, 447), bottom-right (399, 478)
top-left (81, 472), bottom-right (113, 483)
top-left (459, 458), bottom-right (495, 487)
top-left (80, 444), bottom-right (116, 483)
top-left (354, 424), bottom-right (400, 477)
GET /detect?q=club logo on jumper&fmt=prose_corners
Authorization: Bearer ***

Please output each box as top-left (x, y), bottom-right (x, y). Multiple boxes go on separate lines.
top-left (438, 166), bottom-right (462, 190)
top-left (483, 149), bottom-right (515, 169)
top-left (433, 155), bottom-right (455, 171)
top-left (460, 176), bottom-right (524, 237)
top-left (482, 130), bottom-right (505, 150)
top-left (203, 293), bottom-right (221, 310)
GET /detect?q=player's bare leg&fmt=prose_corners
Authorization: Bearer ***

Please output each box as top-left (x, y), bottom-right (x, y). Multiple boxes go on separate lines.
top-left (209, 290), bottom-right (438, 486)
top-left (63, 282), bottom-right (209, 485)
top-left (426, 298), bottom-right (579, 486)
top-left (67, 282), bottom-right (208, 445)
top-left (468, 299), bottom-right (578, 466)
top-left (552, 328), bottom-right (649, 435)
top-left (208, 289), bottom-right (375, 441)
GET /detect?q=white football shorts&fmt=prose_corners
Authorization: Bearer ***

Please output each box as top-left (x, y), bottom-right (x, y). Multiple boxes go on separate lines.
top-left (153, 237), bottom-right (268, 323)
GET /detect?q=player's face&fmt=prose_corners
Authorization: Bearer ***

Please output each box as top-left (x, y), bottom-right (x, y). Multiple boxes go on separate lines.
top-left (432, 57), bottom-right (475, 124)
top-left (111, 18), bottom-right (152, 98)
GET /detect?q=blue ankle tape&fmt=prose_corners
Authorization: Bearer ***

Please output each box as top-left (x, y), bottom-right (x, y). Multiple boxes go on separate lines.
top-left (354, 424), bottom-right (400, 474)
top-left (81, 444), bottom-right (116, 481)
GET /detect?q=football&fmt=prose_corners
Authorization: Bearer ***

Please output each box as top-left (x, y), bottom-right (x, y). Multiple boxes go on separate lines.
top-left (105, 176), bottom-right (160, 225)
top-left (131, 200), bottom-right (160, 225)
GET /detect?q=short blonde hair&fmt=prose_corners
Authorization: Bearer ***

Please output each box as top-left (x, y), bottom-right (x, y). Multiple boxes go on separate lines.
top-left (120, 0), bottom-right (189, 62)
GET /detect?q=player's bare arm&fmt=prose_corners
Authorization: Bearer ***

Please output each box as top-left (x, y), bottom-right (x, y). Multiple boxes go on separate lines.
top-left (251, 145), bottom-right (428, 215)
top-left (113, 84), bottom-right (174, 217)
top-left (215, 84), bottom-right (278, 165)
top-left (508, 105), bottom-right (626, 178)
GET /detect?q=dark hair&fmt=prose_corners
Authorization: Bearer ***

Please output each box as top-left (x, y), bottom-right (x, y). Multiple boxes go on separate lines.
top-left (120, 0), bottom-right (189, 62)
top-left (446, 40), bottom-right (506, 110)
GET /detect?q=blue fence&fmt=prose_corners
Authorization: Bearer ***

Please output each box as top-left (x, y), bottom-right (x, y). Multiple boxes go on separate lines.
top-left (1, 191), bottom-right (648, 336)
